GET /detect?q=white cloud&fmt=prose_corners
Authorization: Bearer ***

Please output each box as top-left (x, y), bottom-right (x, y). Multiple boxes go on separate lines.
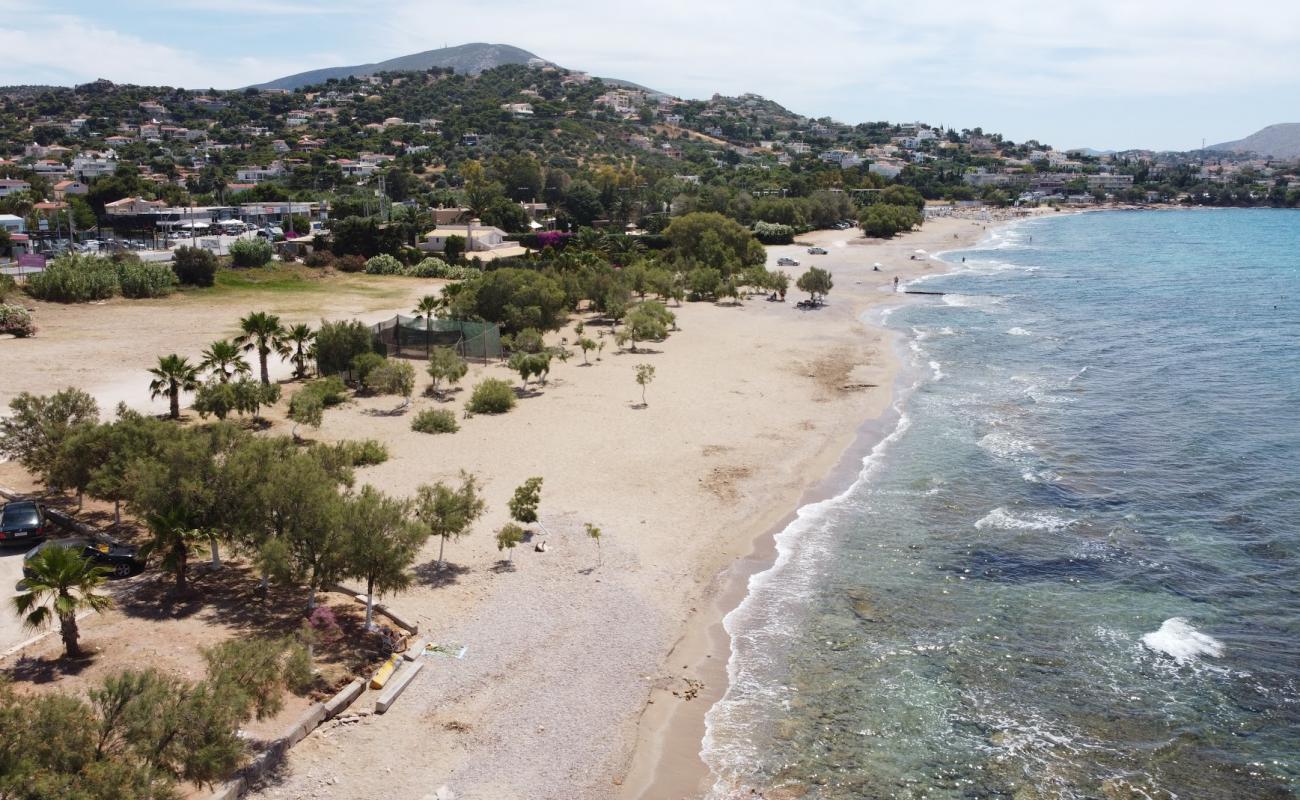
top-left (0, 12), bottom-right (333, 88)
top-left (0, 0), bottom-right (1295, 149)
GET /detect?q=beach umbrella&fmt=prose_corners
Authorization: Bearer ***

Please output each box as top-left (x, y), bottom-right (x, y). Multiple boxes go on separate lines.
top-left (873, 262), bottom-right (883, 268)
top-left (914, 249), bottom-right (927, 255)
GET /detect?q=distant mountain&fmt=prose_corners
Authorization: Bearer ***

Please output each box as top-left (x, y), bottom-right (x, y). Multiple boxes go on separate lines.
top-left (250, 43), bottom-right (549, 91)
top-left (1209, 123), bottom-right (1300, 159)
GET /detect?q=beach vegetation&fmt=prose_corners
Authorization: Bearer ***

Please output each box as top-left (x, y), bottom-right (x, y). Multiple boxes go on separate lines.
top-left (284, 323), bottom-right (316, 379)
top-left (426, 347), bottom-right (468, 396)
top-left (330, 438), bottom-right (389, 467)
top-left (315, 319), bottom-right (373, 379)
top-left (508, 477), bottom-right (543, 527)
top-left (577, 336), bottom-right (597, 364)
top-left (0, 303), bottom-right (34, 337)
top-left (634, 363), bottom-right (656, 406)
top-left (449, 267), bottom-right (568, 333)
top-left (508, 351), bottom-right (552, 388)
top-left (859, 203), bottom-right (922, 238)
top-left (173, 245), bottom-right (219, 287)
top-left (415, 472), bottom-right (486, 569)
top-left (235, 311), bottom-right (288, 385)
top-left (365, 358), bottom-right (417, 406)
top-left (585, 522), bottom-right (603, 567)
top-left (411, 408), bottom-right (459, 434)
top-left (148, 354), bottom-right (200, 419)
top-left (229, 236), bottom-right (273, 268)
top-left (12, 544), bottom-right (113, 658)
top-left (467, 377), bottom-right (516, 414)
top-left (200, 339), bottom-right (252, 383)
top-left (797, 267), bottom-right (834, 305)
top-left (350, 351), bottom-right (388, 387)
top-left (663, 212), bottom-right (765, 276)
top-left (0, 388), bottom-right (99, 484)
top-left (340, 485), bottom-right (425, 629)
top-left (495, 522), bottom-right (525, 562)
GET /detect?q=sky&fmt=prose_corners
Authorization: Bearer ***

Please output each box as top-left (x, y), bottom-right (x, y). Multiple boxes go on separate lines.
top-left (1, 0), bottom-right (1297, 152)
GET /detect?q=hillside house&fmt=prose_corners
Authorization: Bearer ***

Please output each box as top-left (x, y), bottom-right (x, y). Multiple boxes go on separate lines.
top-left (419, 222), bottom-right (508, 253)
top-left (0, 179), bottom-right (31, 198)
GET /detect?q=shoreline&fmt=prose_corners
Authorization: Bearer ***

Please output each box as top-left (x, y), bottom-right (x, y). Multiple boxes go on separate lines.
top-left (618, 214), bottom-right (1019, 798)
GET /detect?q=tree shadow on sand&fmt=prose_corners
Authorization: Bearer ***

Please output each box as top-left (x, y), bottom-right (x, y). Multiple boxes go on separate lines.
top-left (5, 651), bottom-right (98, 684)
top-left (412, 560), bottom-right (470, 588)
top-left (490, 560), bottom-right (517, 574)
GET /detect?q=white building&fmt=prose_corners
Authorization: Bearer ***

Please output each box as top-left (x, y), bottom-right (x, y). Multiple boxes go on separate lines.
top-left (419, 222), bottom-right (508, 253)
top-left (0, 179), bottom-right (31, 198)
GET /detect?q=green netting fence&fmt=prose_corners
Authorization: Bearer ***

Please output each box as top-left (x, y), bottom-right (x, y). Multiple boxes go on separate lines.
top-left (371, 316), bottom-right (502, 361)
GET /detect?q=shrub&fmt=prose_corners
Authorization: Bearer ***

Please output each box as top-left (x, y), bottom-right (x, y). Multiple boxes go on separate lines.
top-left (172, 246), bottom-right (218, 286)
top-left (303, 375), bottom-right (348, 406)
top-left (0, 273), bottom-right (18, 301)
top-left (333, 438), bottom-right (389, 466)
top-left (411, 408), bottom-right (459, 434)
top-left (336, 254), bottom-right (366, 273)
top-left (315, 319), bottom-right (372, 377)
top-left (229, 237), bottom-right (273, 267)
top-left (467, 378), bottom-right (516, 414)
top-left (408, 257), bottom-right (474, 279)
top-left (116, 258), bottom-right (177, 298)
top-left (25, 254), bottom-right (119, 302)
top-left (350, 351), bottom-right (388, 387)
top-left (752, 221), bottom-right (796, 244)
top-left (0, 303), bottom-right (35, 337)
top-left (304, 250), bottom-right (336, 269)
top-left (364, 253), bottom-right (404, 275)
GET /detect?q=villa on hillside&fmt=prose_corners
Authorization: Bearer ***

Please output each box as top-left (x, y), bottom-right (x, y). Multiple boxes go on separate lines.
top-left (419, 222), bottom-right (508, 254)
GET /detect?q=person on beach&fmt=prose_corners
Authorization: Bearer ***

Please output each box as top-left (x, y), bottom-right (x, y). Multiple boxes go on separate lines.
top-left (893, 276), bottom-right (899, 291)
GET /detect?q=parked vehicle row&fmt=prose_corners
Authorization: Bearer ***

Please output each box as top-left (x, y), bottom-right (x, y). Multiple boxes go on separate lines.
top-left (1, 499), bottom-right (144, 580)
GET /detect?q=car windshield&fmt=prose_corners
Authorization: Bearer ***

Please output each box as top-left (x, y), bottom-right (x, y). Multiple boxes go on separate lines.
top-left (1, 506), bottom-right (39, 529)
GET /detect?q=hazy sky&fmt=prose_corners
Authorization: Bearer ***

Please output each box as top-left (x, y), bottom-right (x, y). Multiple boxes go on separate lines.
top-left (2, 0), bottom-right (1297, 151)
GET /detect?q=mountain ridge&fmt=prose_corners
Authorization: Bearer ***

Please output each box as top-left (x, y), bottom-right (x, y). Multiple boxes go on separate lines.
top-left (250, 43), bottom-right (548, 91)
top-left (1209, 123), bottom-right (1300, 159)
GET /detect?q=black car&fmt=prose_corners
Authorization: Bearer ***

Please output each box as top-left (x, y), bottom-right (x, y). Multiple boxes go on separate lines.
top-left (0, 501), bottom-right (55, 544)
top-left (23, 537), bottom-right (143, 579)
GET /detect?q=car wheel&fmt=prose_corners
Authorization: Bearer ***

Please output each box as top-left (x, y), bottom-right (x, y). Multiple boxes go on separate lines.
top-left (113, 562), bottom-right (132, 578)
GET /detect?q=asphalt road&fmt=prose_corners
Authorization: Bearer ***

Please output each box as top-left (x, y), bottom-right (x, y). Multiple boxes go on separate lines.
top-left (0, 546), bottom-right (30, 653)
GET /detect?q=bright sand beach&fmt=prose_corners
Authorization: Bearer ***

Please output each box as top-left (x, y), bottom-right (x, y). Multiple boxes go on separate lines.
top-left (3, 212), bottom-right (1028, 798)
top-left (231, 213), bottom-right (1020, 800)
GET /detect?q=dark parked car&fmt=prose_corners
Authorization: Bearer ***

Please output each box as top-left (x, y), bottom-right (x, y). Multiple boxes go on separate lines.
top-left (23, 537), bottom-right (143, 579)
top-left (0, 501), bottom-right (55, 544)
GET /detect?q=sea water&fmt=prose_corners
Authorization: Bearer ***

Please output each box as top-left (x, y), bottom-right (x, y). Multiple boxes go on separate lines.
top-left (703, 209), bottom-right (1300, 799)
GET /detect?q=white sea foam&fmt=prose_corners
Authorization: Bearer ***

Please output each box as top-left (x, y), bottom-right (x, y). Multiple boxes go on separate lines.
top-left (975, 507), bottom-right (1078, 532)
top-left (1007, 327), bottom-right (1033, 336)
top-left (978, 430), bottom-right (1035, 460)
top-left (1141, 618), bottom-right (1224, 665)
top-left (930, 360), bottom-right (944, 381)
top-left (702, 400), bottom-right (916, 792)
top-left (942, 293), bottom-right (1004, 310)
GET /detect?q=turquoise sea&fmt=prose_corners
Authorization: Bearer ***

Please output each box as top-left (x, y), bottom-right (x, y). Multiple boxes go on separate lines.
top-left (703, 209), bottom-right (1300, 799)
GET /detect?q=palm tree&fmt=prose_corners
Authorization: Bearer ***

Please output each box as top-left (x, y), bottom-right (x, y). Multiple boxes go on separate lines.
top-left (413, 295), bottom-right (439, 345)
top-left (199, 339), bottom-right (251, 383)
top-left (605, 234), bottom-right (645, 265)
top-left (283, 323), bottom-right (316, 379)
top-left (13, 545), bottom-right (113, 658)
top-left (148, 354), bottom-right (200, 419)
top-left (143, 508), bottom-right (204, 594)
top-left (235, 311), bottom-right (288, 385)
